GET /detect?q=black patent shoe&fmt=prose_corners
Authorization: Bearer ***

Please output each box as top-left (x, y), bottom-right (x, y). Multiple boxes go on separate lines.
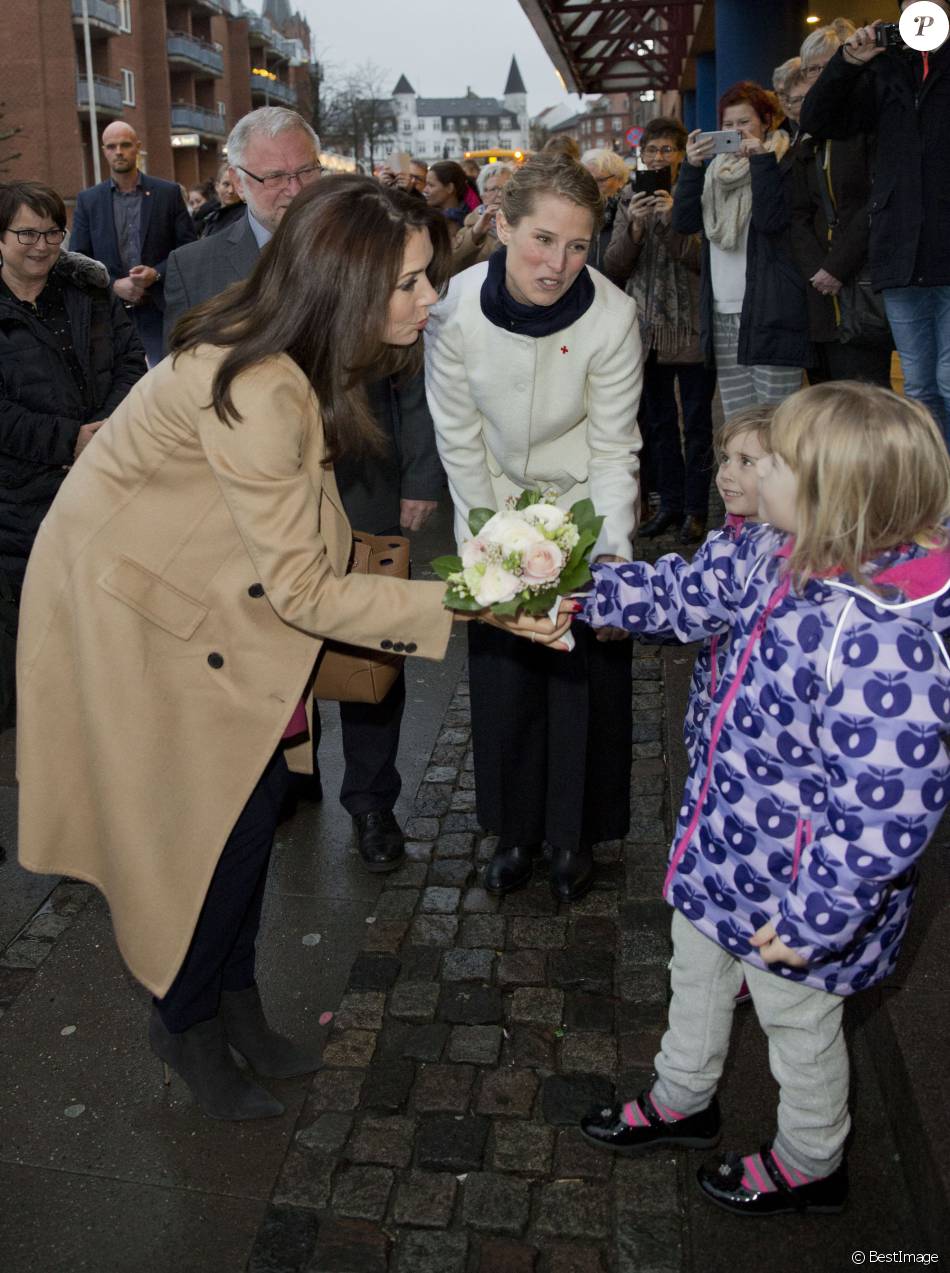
top-left (639, 509), bottom-right (682, 539)
top-left (483, 843), bottom-right (541, 895)
top-left (679, 515), bottom-right (708, 545)
top-left (353, 810), bottom-right (405, 872)
top-left (697, 1142), bottom-right (848, 1216)
top-left (581, 1090), bottom-right (721, 1156)
top-left (549, 843), bottom-right (595, 903)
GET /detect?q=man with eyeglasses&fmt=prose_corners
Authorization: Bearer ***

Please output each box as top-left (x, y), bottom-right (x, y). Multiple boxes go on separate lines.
top-left (164, 107), bottom-right (445, 873)
top-left (70, 122), bottom-right (195, 367)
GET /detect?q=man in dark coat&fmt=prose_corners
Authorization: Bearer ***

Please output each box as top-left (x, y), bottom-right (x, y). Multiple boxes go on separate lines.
top-left (163, 107), bottom-right (444, 871)
top-left (799, 3), bottom-right (950, 439)
top-left (70, 122), bottom-right (195, 367)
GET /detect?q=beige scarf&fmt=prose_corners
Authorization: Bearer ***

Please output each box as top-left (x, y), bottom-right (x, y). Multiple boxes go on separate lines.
top-left (701, 130), bottom-right (791, 252)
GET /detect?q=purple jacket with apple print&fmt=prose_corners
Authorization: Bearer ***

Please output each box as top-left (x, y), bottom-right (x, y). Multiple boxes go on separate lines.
top-left (580, 525), bottom-right (950, 995)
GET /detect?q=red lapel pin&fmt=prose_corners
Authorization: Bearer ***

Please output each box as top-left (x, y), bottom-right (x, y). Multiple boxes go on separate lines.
top-left (560, 345), bottom-right (569, 354)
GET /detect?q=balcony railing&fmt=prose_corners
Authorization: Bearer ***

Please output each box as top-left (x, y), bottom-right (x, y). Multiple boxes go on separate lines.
top-left (249, 73), bottom-right (296, 106)
top-left (166, 31), bottom-right (224, 76)
top-left (170, 103), bottom-right (226, 136)
top-left (70, 0), bottom-right (122, 34)
top-left (76, 74), bottom-right (124, 113)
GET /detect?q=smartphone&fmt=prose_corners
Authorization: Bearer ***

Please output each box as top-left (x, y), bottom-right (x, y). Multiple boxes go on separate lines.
top-left (393, 151), bottom-right (412, 174)
top-left (696, 130), bottom-right (743, 155)
top-left (631, 167), bottom-right (672, 196)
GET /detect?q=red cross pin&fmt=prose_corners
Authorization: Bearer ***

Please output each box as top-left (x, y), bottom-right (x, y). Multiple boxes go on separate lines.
top-left (560, 345), bottom-right (569, 354)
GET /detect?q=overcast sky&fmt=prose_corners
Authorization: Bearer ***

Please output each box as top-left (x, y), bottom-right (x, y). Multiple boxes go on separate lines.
top-left (289, 0), bottom-right (581, 118)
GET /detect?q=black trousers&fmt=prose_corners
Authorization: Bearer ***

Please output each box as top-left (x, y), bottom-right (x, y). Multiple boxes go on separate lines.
top-left (467, 621), bottom-right (633, 852)
top-left (809, 340), bottom-right (893, 388)
top-left (156, 749), bottom-right (290, 1033)
top-left (639, 351), bottom-right (718, 518)
top-left (310, 667), bottom-right (406, 816)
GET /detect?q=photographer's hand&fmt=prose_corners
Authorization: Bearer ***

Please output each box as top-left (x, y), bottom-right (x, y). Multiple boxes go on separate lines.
top-left (685, 128), bottom-right (715, 168)
top-left (843, 21), bottom-right (887, 64)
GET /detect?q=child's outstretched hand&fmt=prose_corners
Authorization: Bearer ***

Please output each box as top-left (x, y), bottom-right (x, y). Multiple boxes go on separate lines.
top-left (750, 921), bottom-right (807, 969)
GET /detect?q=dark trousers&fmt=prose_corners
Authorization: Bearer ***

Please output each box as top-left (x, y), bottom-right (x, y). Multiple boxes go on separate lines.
top-left (156, 749), bottom-right (290, 1033)
top-left (134, 305), bottom-right (165, 368)
top-left (639, 351), bottom-right (717, 518)
top-left (310, 667), bottom-right (406, 815)
top-left (468, 621), bottom-right (633, 852)
top-left (808, 340), bottom-right (893, 389)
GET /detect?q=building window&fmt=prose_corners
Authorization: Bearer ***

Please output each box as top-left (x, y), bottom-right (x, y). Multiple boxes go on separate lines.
top-left (500, 116), bottom-right (512, 129)
top-left (613, 117), bottom-right (622, 129)
top-left (595, 117), bottom-right (605, 132)
top-left (402, 120), bottom-right (412, 133)
top-left (218, 101), bottom-right (226, 115)
top-left (459, 117), bottom-right (468, 127)
top-left (432, 118), bottom-right (441, 131)
top-left (445, 118), bottom-right (454, 129)
top-left (477, 117), bottom-right (488, 129)
top-left (121, 68), bottom-right (135, 106)
top-left (118, 0), bottom-right (132, 33)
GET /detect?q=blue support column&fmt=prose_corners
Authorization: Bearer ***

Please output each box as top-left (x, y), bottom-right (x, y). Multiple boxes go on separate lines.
top-left (714, 0), bottom-right (809, 99)
top-left (696, 53), bottom-right (718, 132)
top-left (682, 90), bottom-right (696, 132)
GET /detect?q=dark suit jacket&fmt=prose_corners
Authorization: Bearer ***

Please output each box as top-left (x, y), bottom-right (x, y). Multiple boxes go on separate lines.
top-left (162, 212), bottom-right (444, 529)
top-left (70, 173), bottom-right (196, 314)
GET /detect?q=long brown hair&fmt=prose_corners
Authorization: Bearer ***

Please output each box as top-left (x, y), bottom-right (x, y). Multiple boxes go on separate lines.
top-left (171, 175), bottom-right (451, 461)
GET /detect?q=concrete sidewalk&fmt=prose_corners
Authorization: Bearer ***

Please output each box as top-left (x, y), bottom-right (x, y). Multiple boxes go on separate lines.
top-left (0, 508), bottom-right (946, 1272)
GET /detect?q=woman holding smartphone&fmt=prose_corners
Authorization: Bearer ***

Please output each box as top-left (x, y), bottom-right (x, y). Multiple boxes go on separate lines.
top-left (672, 82), bottom-right (808, 418)
top-left (605, 118), bottom-right (716, 543)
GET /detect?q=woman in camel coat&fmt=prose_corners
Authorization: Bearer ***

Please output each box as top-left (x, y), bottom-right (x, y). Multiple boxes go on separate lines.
top-left (16, 177), bottom-right (566, 1122)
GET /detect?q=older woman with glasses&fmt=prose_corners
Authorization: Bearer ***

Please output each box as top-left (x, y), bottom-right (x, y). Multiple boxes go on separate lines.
top-left (0, 180), bottom-right (145, 596)
top-left (580, 149), bottom-right (629, 279)
top-left (451, 162), bottom-right (515, 274)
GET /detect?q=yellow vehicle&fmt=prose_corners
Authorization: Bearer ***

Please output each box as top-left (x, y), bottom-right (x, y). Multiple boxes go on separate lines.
top-left (462, 148), bottom-right (530, 165)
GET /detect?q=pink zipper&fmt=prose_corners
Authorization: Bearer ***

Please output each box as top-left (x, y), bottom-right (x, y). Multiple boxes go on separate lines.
top-left (663, 576), bottom-right (792, 898)
top-left (791, 817), bottom-right (812, 881)
top-left (709, 635), bottom-right (720, 697)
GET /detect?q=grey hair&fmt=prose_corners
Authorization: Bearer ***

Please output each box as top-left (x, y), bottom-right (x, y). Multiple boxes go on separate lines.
top-left (800, 18), bottom-right (856, 66)
top-left (226, 107), bottom-right (321, 170)
top-left (773, 57), bottom-right (801, 94)
top-left (476, 161), bottom-right (515, 197)
top-left (580, 148), bottom-right (628, 182)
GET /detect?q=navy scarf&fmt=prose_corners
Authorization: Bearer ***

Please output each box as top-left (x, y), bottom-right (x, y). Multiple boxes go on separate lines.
top-left (479, 246), bottom-right (595, 338)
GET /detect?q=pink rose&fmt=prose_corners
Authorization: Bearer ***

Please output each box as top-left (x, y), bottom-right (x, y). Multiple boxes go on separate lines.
top-left (460, 536), bottom-right (488, 567)
top-left (522, 540), bottom-right (563, 585)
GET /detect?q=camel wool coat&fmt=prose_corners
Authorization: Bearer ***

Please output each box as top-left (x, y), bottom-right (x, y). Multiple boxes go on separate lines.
top-left (16, 347), bottom-right (453, 997)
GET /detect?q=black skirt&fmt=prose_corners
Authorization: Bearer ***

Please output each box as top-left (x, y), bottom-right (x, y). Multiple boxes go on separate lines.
top-left (467, 621), bottom-right (633, 852)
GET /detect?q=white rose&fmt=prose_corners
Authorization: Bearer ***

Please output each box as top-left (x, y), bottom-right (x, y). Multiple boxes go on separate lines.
top-left (461, 563), bottom-right (486, 596)
top-left (474, 563), bottom-right (522, 607)
top-left (522, 540), bottom-right (564, 584)
top-left (479, 510), bottom-right (545, 552)
top-left (522, 502), bottom-right (568, 533)
top-left (460, 536), bottom-right (489, 568)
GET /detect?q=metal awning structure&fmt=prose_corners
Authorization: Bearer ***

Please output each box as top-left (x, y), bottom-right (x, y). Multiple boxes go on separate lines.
top-left (517, 0), bottom-right (701, 93)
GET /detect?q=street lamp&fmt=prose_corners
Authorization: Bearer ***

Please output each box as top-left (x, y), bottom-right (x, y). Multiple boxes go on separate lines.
top-left (79, 0), bottom-right (102, 183)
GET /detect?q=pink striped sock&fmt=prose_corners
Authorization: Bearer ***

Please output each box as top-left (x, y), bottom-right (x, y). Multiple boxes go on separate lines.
top-left (620, 1092), bottom-right (687, 1127)
top-left (741, 1149), bottom-right (815, 1194)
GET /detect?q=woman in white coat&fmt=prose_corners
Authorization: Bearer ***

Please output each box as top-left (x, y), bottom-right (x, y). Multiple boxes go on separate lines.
top-left (425, 153), bottom-right (644, 901)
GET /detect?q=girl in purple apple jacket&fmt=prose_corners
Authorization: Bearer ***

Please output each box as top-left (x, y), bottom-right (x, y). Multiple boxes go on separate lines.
top-left (576, 381), bottom-right (950, 1217)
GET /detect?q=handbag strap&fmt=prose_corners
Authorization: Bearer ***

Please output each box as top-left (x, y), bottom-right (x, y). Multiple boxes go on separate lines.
top-left (814, 141), bottom-right (838, 236)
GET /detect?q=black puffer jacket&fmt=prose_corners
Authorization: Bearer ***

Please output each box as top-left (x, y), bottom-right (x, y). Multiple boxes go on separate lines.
top-left (799, 42), bottom-right (950, 290)
top-left (0, 254), bottom-right (145, 586)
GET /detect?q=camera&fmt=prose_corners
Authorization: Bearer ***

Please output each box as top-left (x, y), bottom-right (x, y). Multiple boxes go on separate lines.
top-left (874, 22), bottom-right (903, 48)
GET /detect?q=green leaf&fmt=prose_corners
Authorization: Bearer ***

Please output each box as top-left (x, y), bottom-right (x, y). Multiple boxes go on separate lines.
top-left (514, 489), bottom-right (542, 510)
top-left (489, 596), bottom-right (522, 616)
top-left (443, 585), bottom-right (481, 612)
top-left (431, 555), bottom-right (463, 581)
top-left (468, 507), bottom-right (496, 536)
top-left (558, 560), bottom-right (593, 594)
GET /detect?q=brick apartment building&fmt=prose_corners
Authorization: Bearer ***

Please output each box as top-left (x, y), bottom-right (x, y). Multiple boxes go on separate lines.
top-left (2, 0), bottom-right (313, 205)
top-left (536, 90), bottom-right (682, 157)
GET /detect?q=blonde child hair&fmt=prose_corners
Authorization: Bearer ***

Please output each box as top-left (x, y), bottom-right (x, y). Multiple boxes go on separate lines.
top-left (770, 382), bottom-right (950, 589)
top-left (714, 404), bottom-right (775, 462)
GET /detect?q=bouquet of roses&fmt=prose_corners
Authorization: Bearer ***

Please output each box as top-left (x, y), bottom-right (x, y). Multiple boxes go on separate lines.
top-left (433, 490), bottom-right (603, 615)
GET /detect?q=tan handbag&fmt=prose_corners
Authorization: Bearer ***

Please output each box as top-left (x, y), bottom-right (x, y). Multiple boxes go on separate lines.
top-left (312, 531), bottom-right (410, 704)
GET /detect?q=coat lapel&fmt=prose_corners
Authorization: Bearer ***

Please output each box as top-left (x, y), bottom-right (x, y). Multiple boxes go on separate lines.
top-left (138, 175), bottom-right (155, 257)
top-left (228, 215), bottom-right (261, 282)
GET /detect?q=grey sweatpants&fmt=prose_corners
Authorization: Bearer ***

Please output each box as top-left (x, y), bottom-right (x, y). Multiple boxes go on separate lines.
top-left (712, 311), bottom-right (804, 418)
top-left (651, 911), bottom-right (851, 1178)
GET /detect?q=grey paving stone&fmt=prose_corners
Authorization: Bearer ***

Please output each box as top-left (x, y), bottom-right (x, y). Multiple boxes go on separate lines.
top-left (414, 786), bottom-right (453, 817)
top-left (361, 920), bottom-right (408, 953)
top-left (509, 917), bottom-right (568, 949)
top-left (392, 1170), bottom-right (458, 1228)
top-left (442, 947), bottom-right (495, 982)
top-left (476, 835), bottom-right (499, 862)
top-left (345, 1115), bottom-right (416, 1168)
top-left (428, 743), bottom-right (465, 768)
top-left (560, 1031), bottom-right (618, 1075)
top-left (346, 953), bottom-right (402, 993)
top-left (565, 993), bottom-right (615, 1033)
top-left (631, 742), bottom-right (662, 759)
top-left (555, 1128), bottom-right (615, 1180)
top-left (614, 1212), bottom-right (683, 1273)
top-left (443, 811), bottom-right (482, 833)
top-left (416, 1115), bottom-right (490, 1172)
top-left (476, 1238), bottom-right (539, 1273)
top-left (394, 1230), bottom-right (468, 1273)
top-left (619, 1028), bottom-right (665, 1072)
top-left (412, 1062), bottom-right (476, 1114)
top-left (614, 1154), bottom-right (682, 1214)
top-left (308, 1069), bottom-right (365, 1112)
top-left (389, 981), bottom-right (440, 1022)
top-left (568, 892), bottom-right (620, 917)
top-left (475, 1068), bottom-right (538, 1118)
top-left (247, 1205), bottom-right (320, 1273)
top-left (322, 1029), bottom-right (377, 1069)
top-left (458, 771), bottom-right (477, 790)
top-left (545, 1244), bottom-right (608, 1273)
top-left (463, 887), bottom-right (500, 914)
top-left (421, 886), bottom-right (461, 914)
top-left (360, 1060), bottom-right (416, 1112)
top-left (334, 991), bottom-right (386, 1031)
top-left (448, 1024), bottom-right (503, 1065)
top-left (409, 915), bottom-right (459, 946)
top-left (405, 840), bottom-right (435, 861)
top-left (427, 859), bottom-right (474, 888)
top-left (374, 890), bottom-right (418, 921)
top-left (496, 950), bottom-right (547, 988)
top-left (424, 765), bottom-right (460, 784)
top-left (398, 945), bottom-right (443, 981)
top-left (461, 914), bottom-right (506, 948)
top-left (491, 1119), bottom-right (556, 1175)
top-left (401, 1023), bottom-right (451, 1062)
top-left (541, 1073), bottom-right (614, 1126)
top-left (504, 1025), bottom-right (556, 1070)
top-left (331, 1165), bottom-right (394, 1222)
top-left (593, 840), bottom-right (623, 864)
top-left (387, 861), bottom-right (429, 888)
top-left (296, 1111), bottom-right (353, 1155)
top-left (308, 1218), bottom-right (390, 1273)
top-left (500, 887), bottom-right (559, 917)
top-left (625, 865), bottom-right (669, 900)
top-left (440, 985), bottom-right (504, 1024)
top-left (462, 1172), bottom-right (531, 1236)
top-left (616, 965), bottom-right (670, 1006)
top-left (510, 987), bottom-right (564, 1027)
top-left (272, 1147), bottom-right (335, 1210)
top-left (434, 832), bottom-right (476, 858)
top-left (535, 1180), bottom-right (610, 1240)
top-left (450, 789), bottom-right (476, 810)
top-left (405, 814), bottom-right (440, 839)
top-left (626, 817), bottom-right (669, 844)
top-left (438, 727), bottom-right (470, 746)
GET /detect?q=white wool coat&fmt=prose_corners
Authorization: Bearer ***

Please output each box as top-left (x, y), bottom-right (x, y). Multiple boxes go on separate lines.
top-left (424, 262), bottom-right (644, 559)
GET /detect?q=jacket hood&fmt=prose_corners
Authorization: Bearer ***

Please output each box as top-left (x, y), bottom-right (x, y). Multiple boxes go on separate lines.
top-left (826, 539), bottom-right (950, 633)
top-left (55, 250), bottom-right (110, 290)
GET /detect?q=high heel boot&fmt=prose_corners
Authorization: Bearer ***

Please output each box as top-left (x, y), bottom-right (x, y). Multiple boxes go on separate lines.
top-left (220, 984), bottom-right (324, 1078)
top-left (149, 1007), bottom-right (284, 1120)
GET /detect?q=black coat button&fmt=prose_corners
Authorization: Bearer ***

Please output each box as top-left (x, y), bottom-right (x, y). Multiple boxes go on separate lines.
top-left (207, 652), bottom-right (224, 669)
top-left (248, 583), bottom-right (264, 598)
top-left (405, 642), bottom-right (417, 653)
top-left (380, 639), bottom-right (393, 650)
top-left (392, 641), bottom-right (405, 653)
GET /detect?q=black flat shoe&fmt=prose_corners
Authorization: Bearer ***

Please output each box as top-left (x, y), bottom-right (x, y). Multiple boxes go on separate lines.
top-left (483, 843), bottom-right (541, 895)
top-left (549, 843), bottom-right (595, 903)
top-left (581, 1091), bottom-right (721, 1156)
top-left (697, 1143), bottom-right (848, 1216)
top-left (639, 509), bottom-right (682, 539)
top-left (679, 515), bottom-right (708, 545)
top-left (353, 810), bottom-right (405, 872)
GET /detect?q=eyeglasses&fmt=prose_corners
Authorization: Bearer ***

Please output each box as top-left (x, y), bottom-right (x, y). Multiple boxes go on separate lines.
top-left (802, 63), bottom-right (826, 79)
top-left (642, 145), bottom-right (678, 157)
top-left (236, 163), bottom-right (323, 191)
top-left (5, 227), bottom-right (67, 246)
